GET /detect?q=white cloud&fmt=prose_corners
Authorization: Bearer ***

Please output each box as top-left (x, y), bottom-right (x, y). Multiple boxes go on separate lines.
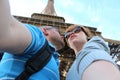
top-left (30, 1), bottom-right (47, 14)
top-left (64, 15), bottom-right (75, 23)
top-left (61, 0), bottom-right (74, 7)
top-left (10, 0), bottom-right (46, 17)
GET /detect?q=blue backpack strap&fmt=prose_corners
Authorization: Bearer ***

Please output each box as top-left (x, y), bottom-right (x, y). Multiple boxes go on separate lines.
top-left (15, 40), bottom-right (53, 80)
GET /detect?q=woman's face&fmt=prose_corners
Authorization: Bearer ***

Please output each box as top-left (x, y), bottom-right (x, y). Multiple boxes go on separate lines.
top-left (65, 26), bottom-right (87, 49)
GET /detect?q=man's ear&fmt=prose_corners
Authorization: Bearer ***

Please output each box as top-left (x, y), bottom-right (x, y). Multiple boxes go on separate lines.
top-left (41, 28), bottom-right (48, 36)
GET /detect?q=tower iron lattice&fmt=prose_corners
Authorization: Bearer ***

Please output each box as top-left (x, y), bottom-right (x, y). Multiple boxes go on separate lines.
top-left (41, 0), bottom-right (57, 16)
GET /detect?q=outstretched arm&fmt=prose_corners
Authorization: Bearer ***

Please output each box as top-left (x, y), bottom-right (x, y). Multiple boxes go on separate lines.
top-left (82, 61), bottom-right (120, 80)
top-left (0, 0), bottom-right (32, 54)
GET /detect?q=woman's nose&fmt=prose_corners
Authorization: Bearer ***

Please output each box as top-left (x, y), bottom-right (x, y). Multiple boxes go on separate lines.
top-left (69, 32), bottom-right (75, 37)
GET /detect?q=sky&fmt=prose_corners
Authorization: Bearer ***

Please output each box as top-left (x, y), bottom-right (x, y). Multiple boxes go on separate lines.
top-left (9, 0), bottom-right (120, 41)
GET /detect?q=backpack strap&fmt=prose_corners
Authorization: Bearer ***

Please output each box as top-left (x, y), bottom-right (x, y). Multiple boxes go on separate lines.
top-left (15, 40), bottom-right (53, 80)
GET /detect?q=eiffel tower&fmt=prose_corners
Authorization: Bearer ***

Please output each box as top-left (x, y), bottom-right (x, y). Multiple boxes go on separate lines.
top-left (14, 0), bottom-right (120, 45)
top-left (13, 0), bottom-right (120, 79)
top-left (41, 0), bottom-right (57, 16)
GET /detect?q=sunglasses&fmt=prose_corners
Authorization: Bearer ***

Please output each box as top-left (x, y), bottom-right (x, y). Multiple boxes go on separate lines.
top-left (64, 26), bottom-right (83, 40)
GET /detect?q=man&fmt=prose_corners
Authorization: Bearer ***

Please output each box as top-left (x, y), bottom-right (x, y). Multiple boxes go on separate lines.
top-left (41, 26), bottom-right (65, 66)
top-left (0, 0), bottom-right (63, 80)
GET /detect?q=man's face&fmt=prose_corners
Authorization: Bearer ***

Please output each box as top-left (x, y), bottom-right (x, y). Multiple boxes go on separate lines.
top-left (45, 27), bottom-right (65, 47)
top-left (49, 28), bottom-right (63, 41)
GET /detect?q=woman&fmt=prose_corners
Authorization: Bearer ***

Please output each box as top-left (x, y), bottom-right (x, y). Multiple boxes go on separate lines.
top-left (64, 25), bottom-right (120, 80)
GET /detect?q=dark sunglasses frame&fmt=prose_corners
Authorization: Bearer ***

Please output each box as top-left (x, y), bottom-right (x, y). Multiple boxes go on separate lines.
top-left (64, 26), bottom-right (83, 39)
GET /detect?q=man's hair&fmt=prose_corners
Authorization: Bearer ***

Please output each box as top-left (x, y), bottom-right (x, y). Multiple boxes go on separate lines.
top-left (40, 26), bottom-right (53, 29)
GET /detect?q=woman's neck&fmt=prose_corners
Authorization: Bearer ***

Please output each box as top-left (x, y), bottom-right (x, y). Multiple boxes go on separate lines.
top-left (74, 43), bottom-right (85, 56)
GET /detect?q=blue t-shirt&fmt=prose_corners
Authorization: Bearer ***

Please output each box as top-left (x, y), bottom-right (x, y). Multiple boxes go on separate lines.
top-left (0, 24), bottom-right (60, 80)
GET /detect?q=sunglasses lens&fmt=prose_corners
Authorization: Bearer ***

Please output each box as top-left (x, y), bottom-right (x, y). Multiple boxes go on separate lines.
top-left (65, 27), bottom-right (82, 39)
top-left (74, 28), bottom-right (81, 33)
top-left (65, 32), bottom-right (70, 39)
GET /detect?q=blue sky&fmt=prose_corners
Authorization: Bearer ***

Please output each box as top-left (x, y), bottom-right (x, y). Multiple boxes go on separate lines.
top-left (9, 0), bottom-right (120, 41)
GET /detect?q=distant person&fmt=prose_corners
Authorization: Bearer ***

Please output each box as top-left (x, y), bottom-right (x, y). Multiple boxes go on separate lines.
top-left (0, 0), bottom-right (63, 80)
top-left (64, 24), bottom-right (120, 80)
